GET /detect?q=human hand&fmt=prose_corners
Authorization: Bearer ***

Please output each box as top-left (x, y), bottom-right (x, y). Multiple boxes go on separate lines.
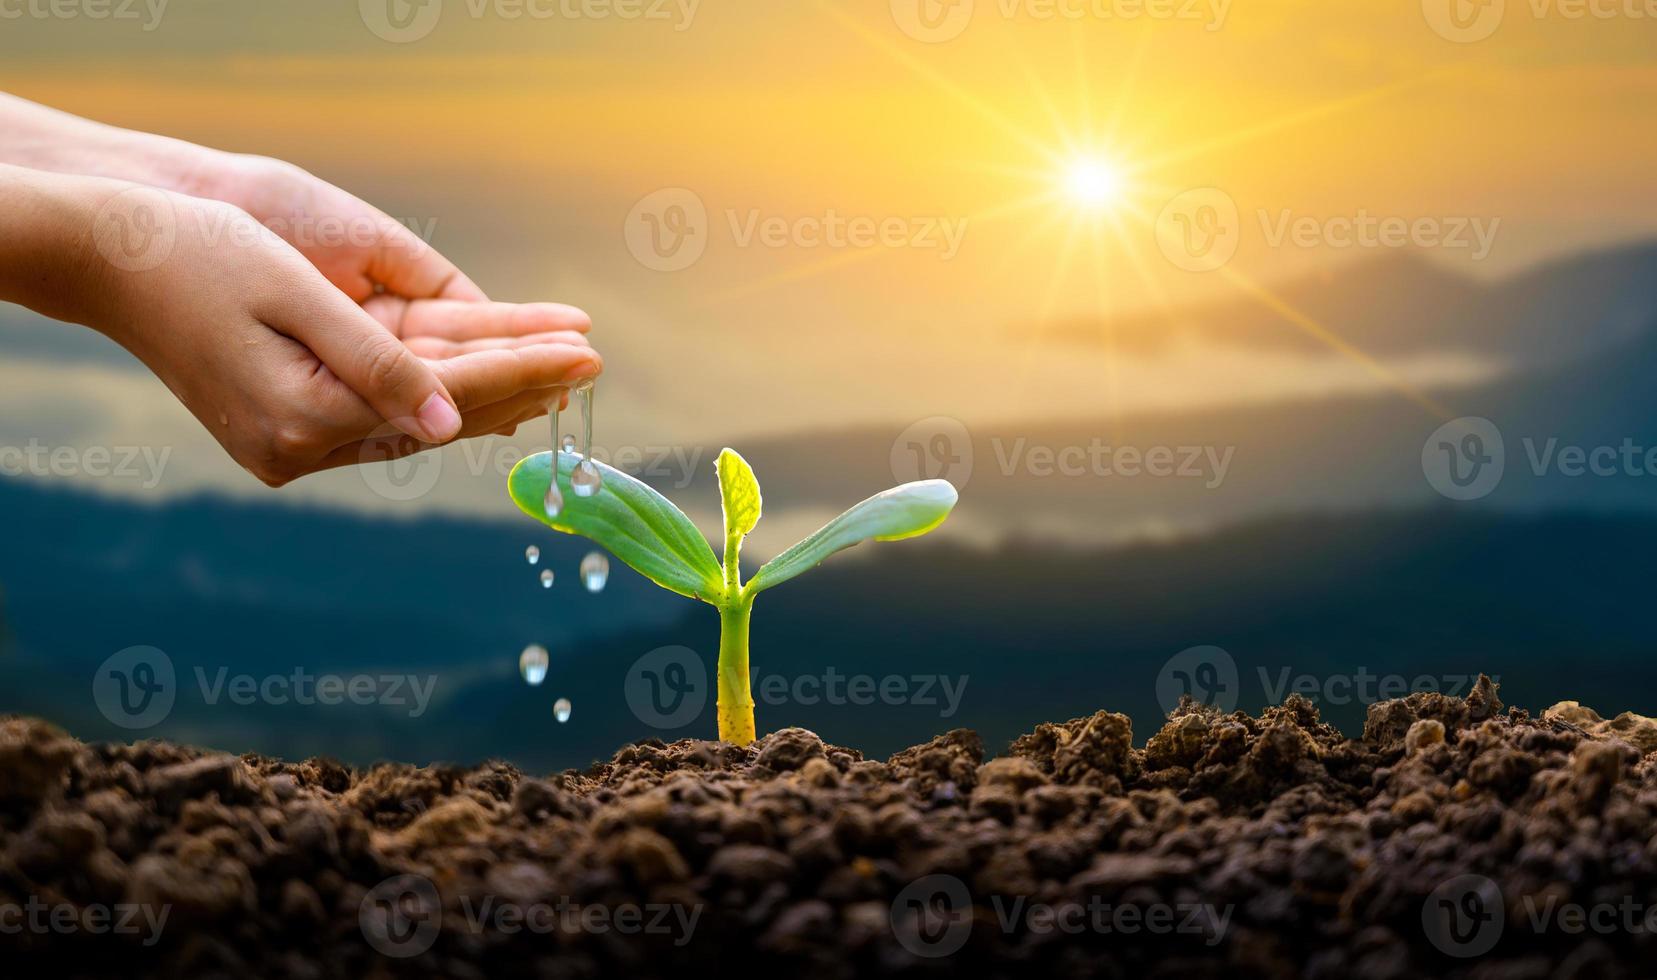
top-left (69, 176), bottom-right (600, 487)
top-left (206, 155), bottom-right (596, 364)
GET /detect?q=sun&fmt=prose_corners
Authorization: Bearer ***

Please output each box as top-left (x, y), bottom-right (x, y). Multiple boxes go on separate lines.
top-left (1064, 158), bottom-right (1126, 211)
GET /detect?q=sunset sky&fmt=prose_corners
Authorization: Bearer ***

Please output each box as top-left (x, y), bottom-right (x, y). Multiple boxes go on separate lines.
top-left (3, 0), bottom-right (1655, 529)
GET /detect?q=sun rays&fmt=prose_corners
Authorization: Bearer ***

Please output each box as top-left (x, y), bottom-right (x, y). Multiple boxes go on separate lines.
top-left (709, 3), bottom-right (1456, 426)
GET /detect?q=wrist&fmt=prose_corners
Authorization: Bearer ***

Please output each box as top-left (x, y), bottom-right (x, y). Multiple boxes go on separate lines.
top-left (0, 94), bottom-right (231, 202)
top-left (192, 152), bottom-right (307, 222)
top-left (0, 165), bottom-right (167, 340)
top-left (0, 166), bottom-right (100, 321)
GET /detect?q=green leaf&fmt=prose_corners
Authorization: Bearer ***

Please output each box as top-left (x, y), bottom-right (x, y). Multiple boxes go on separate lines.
top-left (747, 479), bottom-right (957, 595)
top-left (716, 448), bottom-right (762, 548)
top-left (509, 452), bottom-right (723, 603)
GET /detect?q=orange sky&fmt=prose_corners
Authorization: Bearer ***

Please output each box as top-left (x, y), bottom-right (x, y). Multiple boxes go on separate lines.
top-left (2, 0), bottom-right (1654, 511)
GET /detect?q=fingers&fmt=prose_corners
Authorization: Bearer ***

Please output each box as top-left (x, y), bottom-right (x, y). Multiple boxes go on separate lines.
top-left (304, 342), bottom-right (601, 445)
top-left (402, 330), bottom-right (591, 360)
top-left (362, 214), bottom-right (489, 303)
top-left (264, 283), bottom-right (463, 445)
top-left (312, 388), bottom-right (560, 476)
top-left (429, 343), bottom-right (603, 413)
top-left (368, 297), bottom-right (592, 342)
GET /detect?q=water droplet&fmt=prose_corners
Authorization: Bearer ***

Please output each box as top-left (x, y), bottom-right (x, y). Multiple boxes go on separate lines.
top-left (572, 459), bottom-right (602, 498)
top-left (525, 545), bottom-right (540, 565)
top-left (542, 479), bottom-right (564, 518)
top-left (519, 645), bottom-right (548, 686)
top-left (570, 382), bottom-right (601, 498)
top-left (548, 393), bottom-right (560, 453)
top-left (540, 569), bottom-right (554, 589)
top-left (580, 552), bottom-right (610, 593)
top-left (554, 698), bottom-right (572, 723)
top-left (561, 434), bottom-right (576, 453)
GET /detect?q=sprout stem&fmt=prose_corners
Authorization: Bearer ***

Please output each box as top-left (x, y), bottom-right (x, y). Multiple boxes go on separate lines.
top-left (716, 594), bottom-right (756, 745)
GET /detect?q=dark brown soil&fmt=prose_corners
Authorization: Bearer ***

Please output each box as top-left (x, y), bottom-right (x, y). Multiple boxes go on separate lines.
top-left (6, 677), bottom-right (1657, 978)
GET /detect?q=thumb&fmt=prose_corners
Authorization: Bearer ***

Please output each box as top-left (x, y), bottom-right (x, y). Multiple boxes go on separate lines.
top-left (276, 288), bottom-right (462, 445)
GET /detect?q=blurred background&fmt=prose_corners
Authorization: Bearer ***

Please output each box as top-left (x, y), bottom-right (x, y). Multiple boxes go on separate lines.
top-left (3, 0), bottom-right (1657, 770)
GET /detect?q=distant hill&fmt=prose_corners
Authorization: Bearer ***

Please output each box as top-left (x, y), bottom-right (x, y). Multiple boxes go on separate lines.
top-left (699, 283), bottom-right (1657, 549)
top-left (1038, 241), bottom-right (1657, 365)
top-left (6, 474), bottom-right (1657, 771)
top-left (8, 240), bottom-right (1657, 769)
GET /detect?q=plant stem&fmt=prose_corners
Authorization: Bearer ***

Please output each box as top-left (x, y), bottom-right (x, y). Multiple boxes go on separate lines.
top-left (716, 595), bottom-right (756, 745)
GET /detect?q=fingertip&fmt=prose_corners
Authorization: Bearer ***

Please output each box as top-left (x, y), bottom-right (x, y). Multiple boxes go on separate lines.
top-left (414, 391), bottom-right (463, 443)
top-left (568, 347), bottom-right (603, 381)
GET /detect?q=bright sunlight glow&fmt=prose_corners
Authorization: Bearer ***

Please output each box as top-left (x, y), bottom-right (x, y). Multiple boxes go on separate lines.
top-left (1064, 159), bottom-right (1125, 210)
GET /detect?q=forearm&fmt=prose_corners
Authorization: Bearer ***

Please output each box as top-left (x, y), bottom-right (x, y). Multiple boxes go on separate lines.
top-left (0, 163), bottom-right (109, 326)
top-left (0, 92), bottom-right (235, 201)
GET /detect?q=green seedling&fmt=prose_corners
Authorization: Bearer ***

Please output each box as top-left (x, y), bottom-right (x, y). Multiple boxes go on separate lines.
top-left (509, 448), bottom-right (957, 744)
